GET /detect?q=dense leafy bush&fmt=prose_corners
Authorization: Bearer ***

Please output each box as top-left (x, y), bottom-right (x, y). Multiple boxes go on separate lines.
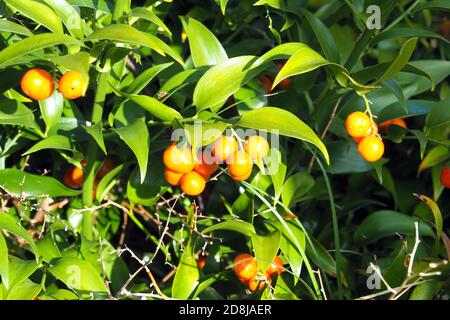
top-left (0, 0), bottom-right (449, 300)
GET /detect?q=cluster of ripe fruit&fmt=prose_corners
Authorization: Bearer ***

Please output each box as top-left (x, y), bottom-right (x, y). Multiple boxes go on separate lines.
top-left (64, 159), bottom-right (115, 194)
top-left (20, 68), bottom-right (84, 101)
top-left (233, 253), bottom-right (283, 292)
top-left (345, 111), bottom-right (407, 162)
top-left (162, 135), bottom-right (270, 196)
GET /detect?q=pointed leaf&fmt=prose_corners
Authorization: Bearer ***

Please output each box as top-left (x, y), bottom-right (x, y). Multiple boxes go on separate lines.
top-left (238, 107), bottom-right (329, 164)
top-left (4, 0), bottom-right (64, 34)
top-left (181, 17), bottom-right (228, 67)
top-left (0, 169), bottom-right (81, 197)
top-left (112, 118), bottom-right (149, 182)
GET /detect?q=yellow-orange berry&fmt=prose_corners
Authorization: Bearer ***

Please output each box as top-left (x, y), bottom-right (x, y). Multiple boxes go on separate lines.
top-left (345, 111), bottom-right (372, 138)
top-left (245, 135), bottom-right (270, 160)
top-left (58, 70), bottom-right (83, 99)
top-left (180, 171), bottom-right (206, 196)
top-left (211, 136), bottom-right (238, 163)
top-left (227, 151), bottom-right (253, 180)
top-left (165, 169), bottom-right (184, 186)
top-left (163, 143), bottom-right (195, 173)
top-left (357, 136), bottom-right (384, 162)
top-left (20, 68), bottom-right (54, 101)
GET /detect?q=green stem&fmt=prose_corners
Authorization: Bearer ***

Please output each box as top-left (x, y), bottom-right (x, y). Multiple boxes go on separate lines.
top-left (82, 71), bottom-right (110, 240)
top-left (316, 157), bottom-right (343, 299)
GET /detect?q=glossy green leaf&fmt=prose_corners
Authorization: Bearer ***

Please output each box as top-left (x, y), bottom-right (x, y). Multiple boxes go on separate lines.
top-left (86, 24), bottom-right (183, 65)
top-left (6, 278), bottom-right (41, 300)
top-left (112, 118), bottom-right (149, 183)
top-left (48, 257), bottom-right (108, 293)
top-left (23, 135), bottom-right (83, 159)
top-left (0, 214), bottom-right (39, 258)
top-left (0, 169), bottom-right (81, 197)
top-left (418, 145), bottom-right (450, 174)
top-left (299, 8), bottom-right (340, 63)
top-left (172, 208), bottom-right (199, 299)
top-left (252, 42), bottom-right (308, 68)
top-left (42, 0), bottom-right (83, 38)
top-left (36, 235), bottom-right (61, 263)
top-left (127, 162), bottom-right (167, 207)
top-left (238, 107), bottom-right (329, 164)
top-left (0, 99), bottom-right (39, 130)
top-left (193, 56), bottom-right (256, 111)
top-left (409, 281), bottom-right (441, 300)
top-left (128, 94), bottom-right (182, 122)
top-left (354, 210), bottom-right (435, 244)
top-left (172, 249), bottom-right (199, 299)
top-left (415, 194), bottom-right (443, 254)
top-left (414, 0), bottom-right (450, 12)
top-left (127, 62), bottom-right (173, 95)
top-left (0, 232), bottom-right (9, 289)
top-left (269, 220), bottom-right (306, 280)
top-left (0, 33), bottom-right (81, 69)
top-left (96, 164), bottom-right (123, 202)
top-left (0, 19), bottom-right (33, 36)
top-left (425, 97), bottom-right (450, 129)
top-left (269, 147), bottom-right (286, 202)
top-left (373, 27), bottom-right (449, 44)
top-left (40, 91), bottom-right (64, 132)
top-left (377, 38), bottom-right (418, 83)
top-left (282, 172), bottom-right (315, 207)
top-left (181, 17), bottom-right (228, 68)
top-left (131, 7), bottom-right (172, 37)
top-left (112, 0), bottom-right (131, 21)
top-left (219, 0), bottom-right (228, 14)
top-left (67, 0), bottom-right (113, 12)
top-left (201, 220), bottom-right (256, 237)
top-left (39, 289), bottom-right (79, 300)
top-left (4, 0), bottom-right (64, 34)
top-left (251, 231), bottom-right (281, 271)
top-left (82, 122), bottom-right (107, 155)
top-left (307, 237), bottom-right (336, 276)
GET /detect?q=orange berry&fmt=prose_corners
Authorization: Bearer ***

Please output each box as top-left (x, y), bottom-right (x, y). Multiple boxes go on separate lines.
top-left (244, 135), bottom-right (270, 160)
top-left (180, 171), bottom-right (206, 196)
top-left (234, 254), bottom-right (258, 283)
top-left (163, 143), bottom-right (195, 173)
top-left (258, 75), bottom-right (272, 94)
top-left (357, 136), bottom-right (384, 162)
top-left (440, 167), bottom-right (450, 188)
top-left (97, 158), bottom-right (115, 179)
top-left (58, 70), bottom-right (83, 100)
top-left (345, 111), bottom-right (372, 138)
top-left (194, 153), bottom-right (219, 179)
top-left (20, 68), bottom-right (54, 101)
top-left (248, 273), bottom-right (271, 292)
top-left (379, 118), bottom-right (407, 131)
top-left (197, 257), bottom-right (207, 270)
top-left (63, 166), bottom-right (83, 189)
top-left (227, 151), bottom-right (253, 179)
top-left (211, 136), bottom-right (238, 163)
top-left (230, 170), bottom-right (252, 182)
top-left (265, 256), bottom-right (283, 276)
top-left (353, 123), bottom-right (378, 143)
top-left (165, 169), bottom-right (184, 186)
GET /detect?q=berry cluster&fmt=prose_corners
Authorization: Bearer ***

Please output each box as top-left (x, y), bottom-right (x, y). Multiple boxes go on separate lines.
top-left (233, 254), bottom-right (283, 292)
top-left (20, 68), bottom-right (84, 101)
top-left (64, 159), bottom-right (115, 197)
top-left (163, 135), bottom-right (270, 196)
top-left (345, 111), bottom-right (384, 162)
